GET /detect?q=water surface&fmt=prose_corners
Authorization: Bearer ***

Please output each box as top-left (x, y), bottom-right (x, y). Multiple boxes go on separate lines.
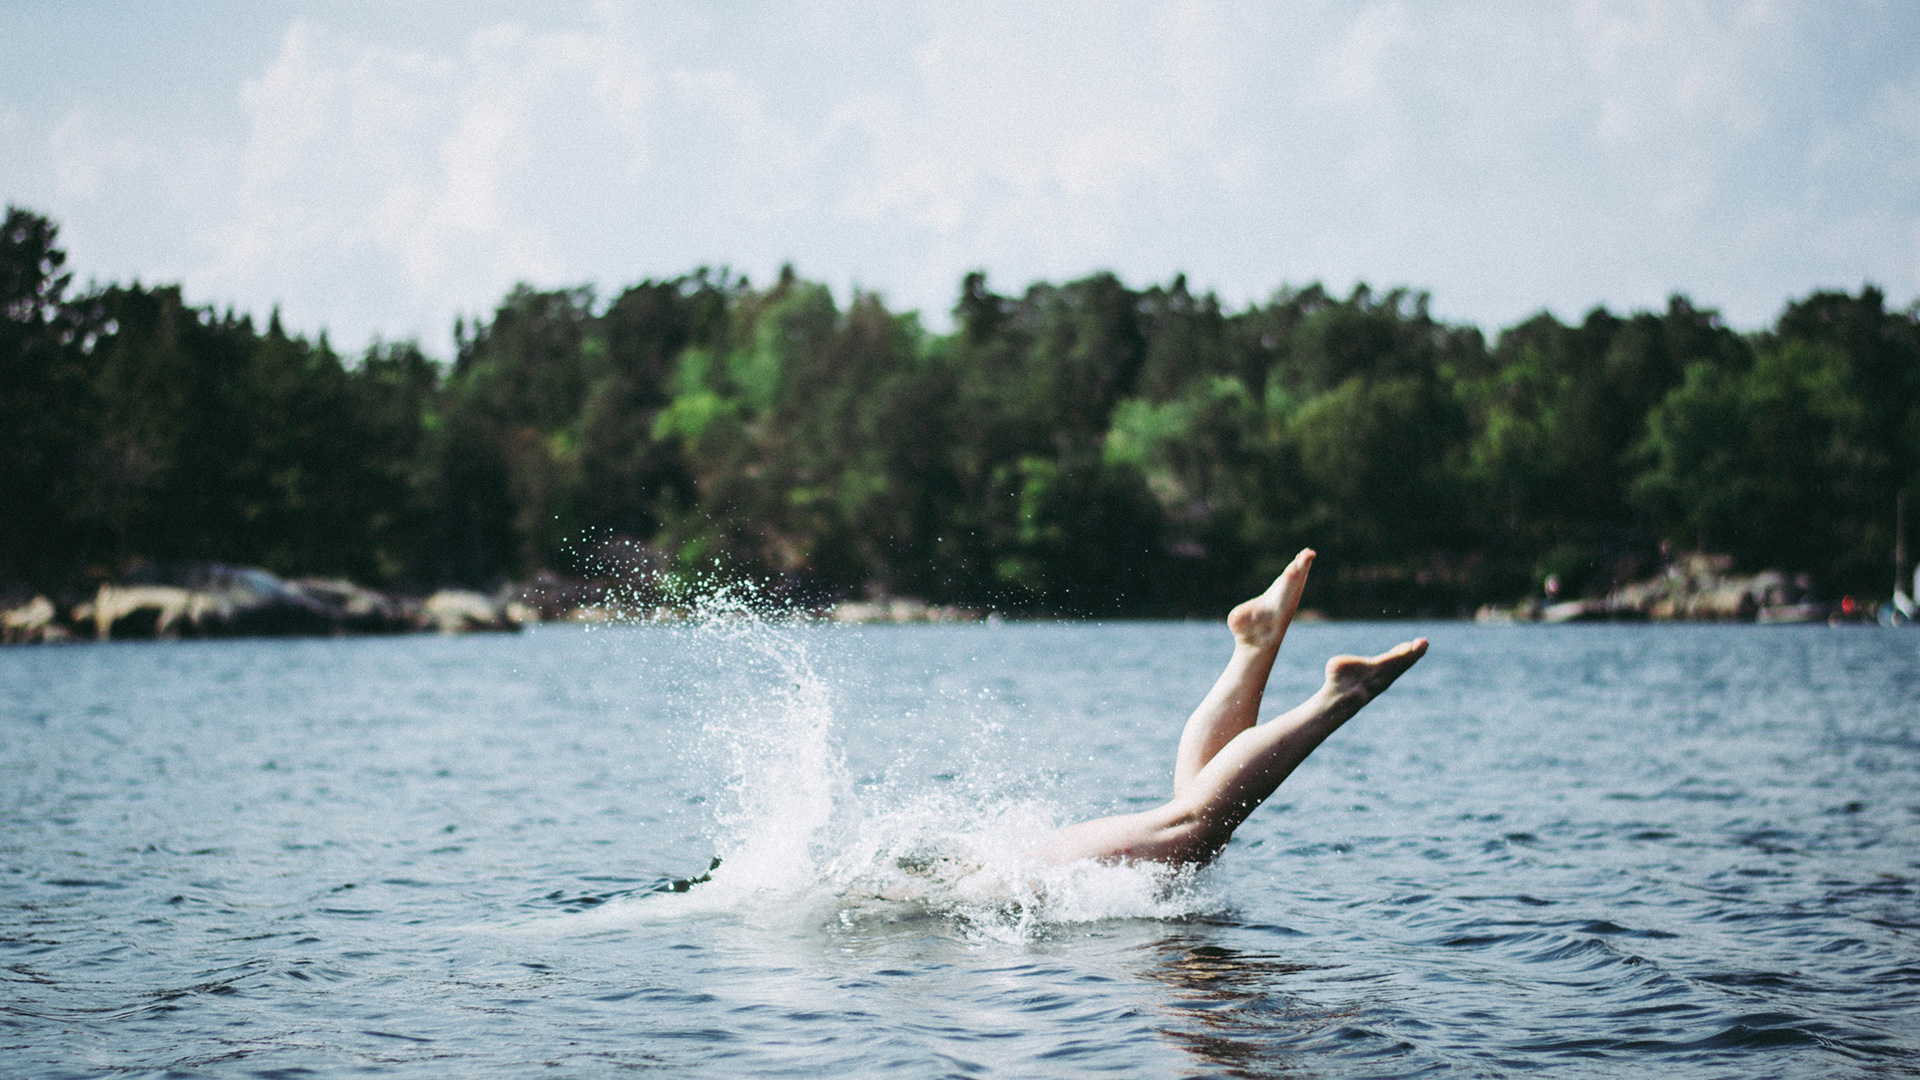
top-left (3, 617), bottom-right (1917, 1077)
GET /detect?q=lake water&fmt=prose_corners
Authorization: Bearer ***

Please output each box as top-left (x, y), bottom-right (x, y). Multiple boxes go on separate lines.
top-left (3, 609), bottom-right (1917, 1077)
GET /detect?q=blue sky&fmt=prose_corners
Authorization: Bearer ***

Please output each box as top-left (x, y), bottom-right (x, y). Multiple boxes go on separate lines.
top-left (3, 0), bottom-right (1917, 357)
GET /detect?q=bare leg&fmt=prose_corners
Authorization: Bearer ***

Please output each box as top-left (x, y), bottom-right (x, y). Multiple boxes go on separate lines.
top-left (1175, 639), bottom-right (1427, 845)
top-left (1043, 622), bottom-right (1427, 867)
top-left (1173, 549), bottom-right (1315, 798)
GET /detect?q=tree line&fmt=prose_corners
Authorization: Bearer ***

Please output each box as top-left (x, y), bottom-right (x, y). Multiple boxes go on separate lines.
top-left (4, 205), bottom-right (1917, 616)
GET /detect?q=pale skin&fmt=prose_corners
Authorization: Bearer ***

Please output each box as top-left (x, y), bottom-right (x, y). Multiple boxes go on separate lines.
top-left (1042, 548), bottom-right (1428, 867)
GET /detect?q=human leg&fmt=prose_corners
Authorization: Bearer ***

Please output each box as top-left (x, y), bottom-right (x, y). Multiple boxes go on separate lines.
top-left (1174, 638), bottom-right (1427, 844)
top-left (1172, 549), bottom-right (1315, 798)
top-left (1042, 637), bottom-right (1428, 866)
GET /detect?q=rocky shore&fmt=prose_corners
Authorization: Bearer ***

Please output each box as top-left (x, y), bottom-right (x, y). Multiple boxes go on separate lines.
top-left (511, 570), bottom-right (989, 626)
top-left (822, 597), bottom-right (987, 624)
top-left (20, 552), bottom-right (1862, 643)
top-left (0, 565), bottom-right (995, 644)
top-left (1474, 553), bottom-right (1864, 625)
top-left (2, 566), bottom-right (527, 644)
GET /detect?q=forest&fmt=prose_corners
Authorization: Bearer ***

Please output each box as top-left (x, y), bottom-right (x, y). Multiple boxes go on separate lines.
top-left (4, 205), bottom-right (1918, 617)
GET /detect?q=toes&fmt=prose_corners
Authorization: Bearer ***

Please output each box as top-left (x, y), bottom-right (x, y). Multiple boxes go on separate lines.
top-left (1366, 639), bottom-right (1427, 686)
top-left (1272, 549), bottom-right (1315, 607)
top-left (1326, 638), bottom-right (1428, 696)
top-left (1373, 637), bottom-right (1427, 670)
top-left (1380, 637), bottom-right (1428, 665)
top-left (1278, 548), bottom-right (1315, 585)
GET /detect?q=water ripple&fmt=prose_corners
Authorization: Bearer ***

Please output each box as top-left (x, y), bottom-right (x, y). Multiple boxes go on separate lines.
top-left (2, 623), bottom-right (1917, 1076)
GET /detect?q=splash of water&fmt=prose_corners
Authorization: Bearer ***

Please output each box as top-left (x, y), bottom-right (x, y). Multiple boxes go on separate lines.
top-left (604, 581), bottom-right (1223, 939)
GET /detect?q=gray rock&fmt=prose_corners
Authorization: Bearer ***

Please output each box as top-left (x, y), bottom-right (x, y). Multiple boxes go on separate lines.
top-left (73, 584), bottom-right (198, 639)
top-left (1, 596), bottom-right (71, 644)
top-left (421, 590), bottom-right (522, 633)
top-left (291, 577), bottom-right (414, 633)
top-left (178, 566), bottom-right (341, 637)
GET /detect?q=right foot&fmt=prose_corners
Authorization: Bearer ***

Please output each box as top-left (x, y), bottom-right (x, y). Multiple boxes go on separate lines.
top-left (1324, 638), bottom-right (1428, 707)
top-left (1228, 548), bottom-right (1315, 649)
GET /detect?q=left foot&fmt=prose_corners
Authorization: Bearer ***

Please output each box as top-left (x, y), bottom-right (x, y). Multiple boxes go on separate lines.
top-left (1228, 549), bottom-right (1315, 649)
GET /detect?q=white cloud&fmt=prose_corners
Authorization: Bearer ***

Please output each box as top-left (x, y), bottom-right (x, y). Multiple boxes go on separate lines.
top-left (207, 19), bottom-right (627, 344)
top-left (805, 0), bottom-right (1248, 308)
top-left (48, 110), bottom-right (157, 201)
top-left (1573, 0), bottom-right (1782, 224)
top-left (1312, 2), bottom-right (1406, 105)
top-left (4, 0), bottom-right (1917, 351)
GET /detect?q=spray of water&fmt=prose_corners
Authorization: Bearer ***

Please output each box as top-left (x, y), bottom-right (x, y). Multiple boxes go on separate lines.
top-left (599, 578), bottom-right (1223, 940)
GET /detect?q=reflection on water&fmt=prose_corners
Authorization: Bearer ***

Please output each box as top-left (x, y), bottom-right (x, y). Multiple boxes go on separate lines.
top-left (1137, 931), bottom-right (1330, 1078)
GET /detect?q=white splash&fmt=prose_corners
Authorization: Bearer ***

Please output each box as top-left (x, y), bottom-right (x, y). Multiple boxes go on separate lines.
top-left (598, 581), bottom-right (1222, 940)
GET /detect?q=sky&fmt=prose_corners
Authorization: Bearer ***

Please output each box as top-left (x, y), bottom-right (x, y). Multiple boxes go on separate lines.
top-left (3, 0), bottom-right (1918, 358)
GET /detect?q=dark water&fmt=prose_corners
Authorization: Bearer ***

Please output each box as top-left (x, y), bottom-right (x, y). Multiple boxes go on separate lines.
top-left (3, 615), bottom-right (1917, 1077)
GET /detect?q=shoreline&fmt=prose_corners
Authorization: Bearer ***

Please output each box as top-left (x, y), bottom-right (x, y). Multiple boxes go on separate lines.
top-left (5, 550), bottom-right (1908, 645)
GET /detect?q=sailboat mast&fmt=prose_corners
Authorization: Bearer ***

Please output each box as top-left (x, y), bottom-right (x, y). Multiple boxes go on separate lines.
top-left (1899, 491), bottom-right (1909, 600)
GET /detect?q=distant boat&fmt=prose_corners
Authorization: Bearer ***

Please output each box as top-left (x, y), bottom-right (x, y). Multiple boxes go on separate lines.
top-left (1883, 493), bottom-right (1916, 626)
top-left (1883, 583), bottom-right (1916, 626)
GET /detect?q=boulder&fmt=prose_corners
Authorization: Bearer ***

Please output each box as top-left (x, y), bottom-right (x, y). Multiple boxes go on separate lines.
top-left (1, 596), bottom-right (71, 644)
top-left (1596, 554), bottom-right (1810, 622)
top-left (291, 577), bottom-right (414, 633)
top-left (75, 584), bottom-right (197, 639)
top-left (70, 568), bottom-right (358, 640)
top-left (1475, 599), bottom-right (1542, 623)
top-left (1473, 603), bottom-right (1519, 624)
top-left (6, 567), bottom-right (537, 643)
top-left (1487, 552), bottom-right (1817, 624)
top-left (829, 600), bottom-right (890, 623)
top-left (179, 566), bottom-right (341, 637)
top-left (421, 590), bottom-right (522, 633)
top-left (828, 596), bottom-right (983, 623)
top-left (1757, 602), bottom-right (1826, 624)
top-left (1542, 599), bottom-right (1606, 623)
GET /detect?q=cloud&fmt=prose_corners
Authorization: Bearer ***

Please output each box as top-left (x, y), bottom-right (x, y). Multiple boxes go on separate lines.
top-left (6, 0), bottom-right (1918, 353)
top-left (205, 19), bottom-right (654, 344)
top-left (800, 0), bottom-right (1247, 308)
top-left (48, 110), bottom-right (158, 201)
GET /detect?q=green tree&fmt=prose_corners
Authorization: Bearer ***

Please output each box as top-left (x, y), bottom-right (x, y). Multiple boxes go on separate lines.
top-left (438, 285), bottom-right (597, 582)
top-left (1631, 340), bottom-right (1868, 578)
top-left (0, 207), bottom-right (91, 585)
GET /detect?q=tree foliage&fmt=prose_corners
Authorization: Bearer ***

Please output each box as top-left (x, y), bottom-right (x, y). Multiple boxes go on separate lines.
top-left (5, 205), bottom-right (1917, 613)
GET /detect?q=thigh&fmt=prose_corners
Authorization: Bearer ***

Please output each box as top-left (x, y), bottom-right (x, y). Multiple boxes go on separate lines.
top-left (1041, 804), bottom-right (1215, 866)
